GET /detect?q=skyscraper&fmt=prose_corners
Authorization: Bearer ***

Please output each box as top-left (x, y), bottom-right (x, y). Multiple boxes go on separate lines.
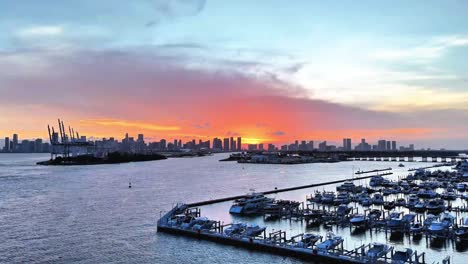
top-left (343, 138), bottom-right (352, 150)
top-left (230, 137), bottom-right (235, 151)
top-left (4, 137), bottom-right (10, 152)
top-left (378, 140), bottom-right (387, 151)
top-left (259, 143), bottom-right (264, 151)
top-left (391, 141), bottom-right (397, 151)
top-left (12, 134), bottom-right (18, 151)
top-left (223, 138), bottom-right (229, 151)
top-left (237, 137), bottom-right (241, 151)
top-left (386, 141), bottom-right (391, 151)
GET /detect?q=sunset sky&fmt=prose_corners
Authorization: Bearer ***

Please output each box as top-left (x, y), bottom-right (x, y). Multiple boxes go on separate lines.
top-left (1, 1), bottom-right (467, 148)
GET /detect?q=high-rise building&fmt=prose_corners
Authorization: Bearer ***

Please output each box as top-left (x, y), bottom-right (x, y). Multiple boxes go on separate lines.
top-left (4, 137), bottom-right (10, 152)
top-left (160, 139), bottom-right (166, 150)
top-left (391, 141), bottom-right (397, 151)
top-left (343, 138), bottom-right (352, 151)
top-left (248, 144), bottom-right (257, 151)
top-left (318, 141), bottom-right (327, 151)
top-left (237, 137), bottom-right (242, 151)
top-left (34, 138), bottom-right (43, 152)
top-left (12, 134), bottom-right (18, 151)
top-left (267, 144), bottom-right (275, 152)
top-left (386, 141), bottom-right (391, 151)
top-left (259, 143), bottom-right (264, 151)
top-left (378, 140), bottom-right (387, 151)
top-left (230, 137), bottom-right (235, 151)
top-left (308, 141), bottom-right (314, 151)
top-left (223, 138), bottom-right (230, 151)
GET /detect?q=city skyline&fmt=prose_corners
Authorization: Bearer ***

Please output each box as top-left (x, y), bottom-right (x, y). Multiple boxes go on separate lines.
top-left (0, 1), bottom-right (467, 149)
top-left (3, 130), bottom-right (432, 153)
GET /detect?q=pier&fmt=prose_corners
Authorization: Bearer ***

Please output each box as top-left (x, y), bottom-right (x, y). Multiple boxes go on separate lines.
top-left (187, 172), bottom-right (392, 207)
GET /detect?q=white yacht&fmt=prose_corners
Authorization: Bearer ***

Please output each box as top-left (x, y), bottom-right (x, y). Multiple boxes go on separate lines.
top-left (229, 193), bottom-right (274, 215)
top-left (315, 231), bottom-right (344, 251)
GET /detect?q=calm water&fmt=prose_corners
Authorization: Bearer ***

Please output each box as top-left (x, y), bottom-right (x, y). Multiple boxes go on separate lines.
top-left (1, 153), bottom-right (466, 263)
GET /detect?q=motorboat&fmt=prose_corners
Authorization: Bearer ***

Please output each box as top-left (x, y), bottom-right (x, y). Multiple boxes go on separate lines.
top-left (315, 231), bottom-right (344, 251)
top-left (395, 198), bottom-right (406, 207)
top-left (366, 242), bottom-right (390, 259)
top-left (361, 198), bottom-right (372, 207)
top-left (337, 181), bottom-right (363, 193)
top-left (336, 204), bottom-right (352, 216)
top-left (414, 201), bottom-right (426, 212)
top-left (398, 163), bottom-right (405, 167)
top-left (456, 183), bottom-right (466, 192)
top-left (440, 190), bottom-right (457, 200)
top-left (167, 214), bottom-right (194, 227)
top-left (181, 216), bottom-right (212, 230)
top-left (321, 192), bottom-right (336, 204)
top-left (224, 223), bottom-right (247, 236)
top-left (426, 199), bottom-right (445, 214)
top-left (407, 194), bottom-right (419, 209)
top-left (295, 233), bottom-right (322, 248)
top-left (417, 189), bottom-right (438, 199)
top-left (454, 219), bottom-right (468, 241)
top-left (372, 193), bottom-right (384, 205)
top-left (368, 209), bottom-right (381, 219)
top-left (308, 191), bottom-right (322, 203)
top-left (242, 224), bottom-right (266, 237)
top-left (427, 213), bottom-right (455, 236)
top-left (391, 248), bottom-right (413, 264)
top-left (423, 214), bottom-right (437, 227)
top-left (369, 176), bottom-right (385, 187)
top-left (386, 211), bottom-right (403, 232)
top-left (192, 218), bottom-right (217, 231)
top-left (350, 214), bottom-right (368, 227)
top-left (229, 193), bottom-right (274, 215)
top-left (334, 192), bottom-right (350, 205)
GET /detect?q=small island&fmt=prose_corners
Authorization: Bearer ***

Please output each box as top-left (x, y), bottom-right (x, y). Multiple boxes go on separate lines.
top-left (37, 152), bottom-right (167, 166)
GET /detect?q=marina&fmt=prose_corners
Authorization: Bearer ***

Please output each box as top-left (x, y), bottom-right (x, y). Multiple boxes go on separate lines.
top-left (158, 159), bottom-right (468, 263)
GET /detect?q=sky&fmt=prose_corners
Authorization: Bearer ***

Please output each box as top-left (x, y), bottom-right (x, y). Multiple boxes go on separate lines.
top-left (0, 0), bottom-right (467, 148)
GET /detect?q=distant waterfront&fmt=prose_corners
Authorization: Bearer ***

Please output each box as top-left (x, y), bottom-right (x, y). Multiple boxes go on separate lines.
top-left (1, 153), bottom-right (465, 263)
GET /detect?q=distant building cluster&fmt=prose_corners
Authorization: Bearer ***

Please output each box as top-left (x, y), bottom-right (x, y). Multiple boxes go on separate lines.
top-left (2, 134), bottom-right (50, 153)
top-left (93, 134), bottom-right (243, 154)
top-left (248, 138), bottom-right (416, 152)
top-left (3, 132), bottom-right (420, 155)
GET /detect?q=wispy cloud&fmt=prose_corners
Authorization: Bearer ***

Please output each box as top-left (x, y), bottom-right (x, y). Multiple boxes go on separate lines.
top-left (17, 25), bottom-right (64, 37)
top-left (80, 119), bottom-right (180, 131)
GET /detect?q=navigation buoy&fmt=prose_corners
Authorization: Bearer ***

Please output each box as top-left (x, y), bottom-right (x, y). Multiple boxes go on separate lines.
top-left (129, 182), bottom-right (132, 188)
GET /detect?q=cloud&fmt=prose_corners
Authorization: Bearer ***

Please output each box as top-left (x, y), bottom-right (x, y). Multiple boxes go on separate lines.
top-left (272, 131), bottom-right (285, 136)
top-left (80, 119), bottom-right (180, 131)
top-left (151, 0), bottom-right (206, 17)
top-left (17, 25), bottom-right (64, 37)
top-left (371, 35), bottom-right (468, 62)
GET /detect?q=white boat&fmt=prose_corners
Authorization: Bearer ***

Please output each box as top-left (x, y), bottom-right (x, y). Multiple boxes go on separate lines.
top-left (441, 190), bottom-right (457, 200)
top-left (417, 189), bottom-right (438, 199)
top-left (242, 224), bottom-right (266, 237)
top-left (229, 193), bottom-right (274, 215)
top-left (315, 231), bottom-right (344, 251)
top-left (295, 233), bottom-right (322, 248)
top-left (391, 248), bottom-right (413, 264)
top-left (407, 194), bottom-right (419, 209)
top-left (427, 213), bottom-right (455, 236)
top-left (456, 183), bottom-right (466, 192)
top-left (369, 176), bottom-right (385, 187)
top-left (224, 223), bottom-right (247, 236)
top-left (426, 199), bottom-right (445, 213)
top-left (321, 192), bottom-right (336, 204)
top-left (350, 214), bottom-right (368, 226)
top-left (366, 242), bottom-right (390, 259)
top-left (372, 193), bottom-right (384, 205)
